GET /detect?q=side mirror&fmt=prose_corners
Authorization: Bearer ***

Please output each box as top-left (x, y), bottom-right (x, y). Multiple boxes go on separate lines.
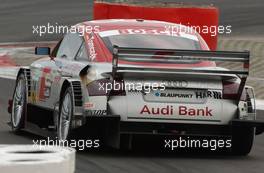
top-left (35, 47), bottom-right (50, 55)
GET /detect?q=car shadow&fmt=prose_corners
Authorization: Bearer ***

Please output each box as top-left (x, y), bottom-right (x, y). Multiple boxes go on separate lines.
top-left (76, 135), bottom-right (257, 160)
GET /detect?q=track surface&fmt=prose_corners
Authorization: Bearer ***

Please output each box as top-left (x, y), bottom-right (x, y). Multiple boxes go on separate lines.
top-left (0, 0), bottom-right (264, 42)
top-left (1, 0), bottom-right (264, 173)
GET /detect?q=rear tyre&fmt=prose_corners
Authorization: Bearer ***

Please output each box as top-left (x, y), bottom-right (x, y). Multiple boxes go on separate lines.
top-left (57, 87), bottom-right (74, 141)
top-left (11, 73), bottom-right (27, 133)
top-left (231, 127), bottom-right (255, 155)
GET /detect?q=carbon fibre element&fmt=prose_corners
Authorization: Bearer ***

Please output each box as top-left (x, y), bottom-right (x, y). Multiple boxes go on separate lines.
top-left (112, 46), bottom-right (250, 103)
top-left (112, 46), bottom-right (250, 77)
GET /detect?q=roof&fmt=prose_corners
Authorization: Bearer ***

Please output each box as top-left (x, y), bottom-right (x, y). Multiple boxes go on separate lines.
top-left (79, 19), bottom-right (196, 33)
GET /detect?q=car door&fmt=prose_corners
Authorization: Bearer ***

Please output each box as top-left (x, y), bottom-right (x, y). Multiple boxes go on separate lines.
top-left (49, 33), bottom-right (89, 107)
top-left (30, 33), bottom-right (87, 109)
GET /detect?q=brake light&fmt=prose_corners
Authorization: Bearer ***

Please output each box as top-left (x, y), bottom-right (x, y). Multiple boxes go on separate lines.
top-left (87, 79), bottom-right (125, 96)
top-left (223, 79), bottom-right (246, 100)
top-left (87, 79), bottom-right (110, 96)
top-left (109, 79), bottom-right (126, 96)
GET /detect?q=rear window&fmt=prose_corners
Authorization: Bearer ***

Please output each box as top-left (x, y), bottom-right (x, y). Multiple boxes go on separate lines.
top-left (101, 34), bottom-right (201, 52)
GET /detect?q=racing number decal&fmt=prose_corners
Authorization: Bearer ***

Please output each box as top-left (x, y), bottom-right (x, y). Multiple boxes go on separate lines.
top-left (39, 67), bottom-right (52, 101)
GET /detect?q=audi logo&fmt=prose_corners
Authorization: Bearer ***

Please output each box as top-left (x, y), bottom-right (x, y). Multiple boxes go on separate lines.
top-left (162, 80), bottom-right (188, 88)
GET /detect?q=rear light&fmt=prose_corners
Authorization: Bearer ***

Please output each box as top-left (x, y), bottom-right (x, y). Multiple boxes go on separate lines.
top-left (87, 79), bottom-right (125, 96)
top-left (87, 79), bottom-right (110, 96)
top-left (109, 80), bottom-right (126, 96)
top-left (222, 79), bottom-right (246, 100)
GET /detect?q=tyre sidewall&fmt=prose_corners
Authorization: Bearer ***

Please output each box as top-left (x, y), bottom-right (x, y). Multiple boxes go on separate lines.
top-left (232, 126), bottom-right (255, 155)
top-left (11, 73), bottom-right (27, 132)
top-left (57, 87), bottom-right (74, 140)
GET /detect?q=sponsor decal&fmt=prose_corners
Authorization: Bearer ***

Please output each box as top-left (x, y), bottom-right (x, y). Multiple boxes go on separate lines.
top-left (179, 106), bottom-right (212, 116)
top-left (140, 105), bottom-right (173, 115)
top-left (85, 110), bottom-right (107, 116)
top-left (153, 90), bottom-right (222, 100)
top-left (99, 29), bottom-right (171, 37)
top-left (99, 28), bottom-right (198, 40)
top-left (155, 92), bottom-right (193, 98)
top-left (84, 102), bottom-right (107, 116)
top-left (98, 26), bottom-right (200, 42)
top-left (87, 35), bottom-right (97, 61)
top-left (39, 67), bottom-right (52, 101)
top-left (84, 102), bottom-right (95, 109)
top-left (120, 29), bottom-right (172, 36)
top-left (195, 91), bottom-right (222, 99)
top-left (140, 105), bottom-right (213, 117)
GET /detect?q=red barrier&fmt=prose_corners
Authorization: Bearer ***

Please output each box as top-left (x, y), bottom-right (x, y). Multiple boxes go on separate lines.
top-left (93, 2), bottom-right (219, 50)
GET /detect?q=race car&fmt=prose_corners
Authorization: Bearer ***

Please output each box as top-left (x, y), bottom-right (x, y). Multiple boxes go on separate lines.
top-left (8, 19), bottom-right (264, 155)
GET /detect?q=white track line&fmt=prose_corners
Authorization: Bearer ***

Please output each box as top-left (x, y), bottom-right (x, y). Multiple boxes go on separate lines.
top-left (0, 67), bottom-right (20, 79)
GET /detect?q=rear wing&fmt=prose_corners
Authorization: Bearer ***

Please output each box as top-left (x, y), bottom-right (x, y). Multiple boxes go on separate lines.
top-left (112, 46), bottom-right (250, 103)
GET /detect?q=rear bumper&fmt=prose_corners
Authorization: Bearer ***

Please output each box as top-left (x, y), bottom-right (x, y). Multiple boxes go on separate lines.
top-left (81, 116), bottom-right (264, 148)
top-left (119, 121), bottom-right (230, 135)
top-left (83, 116), bottom-right (264, 135)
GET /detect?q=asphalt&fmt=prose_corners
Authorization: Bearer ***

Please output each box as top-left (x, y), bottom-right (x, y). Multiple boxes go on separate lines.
top-left (1, 0), bottom-right (264, 173)
top-left (0, 0), bottom-right (93, 42)
top-left (0, 0), bottom-right (264, 42)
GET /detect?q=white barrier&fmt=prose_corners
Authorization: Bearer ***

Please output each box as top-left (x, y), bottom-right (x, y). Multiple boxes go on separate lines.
top-left (256, 100), bottom-right (264, 110)
top-left (0, 67), bottom-right (20, 79)
top-left (0, 145), bottom-right (75, 173)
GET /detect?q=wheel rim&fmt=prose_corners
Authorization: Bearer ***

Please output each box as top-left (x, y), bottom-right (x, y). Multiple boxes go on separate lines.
top-left (12, 78), bottom-right (25, 127)
top-left (59, 92), bottom-right (72, 140)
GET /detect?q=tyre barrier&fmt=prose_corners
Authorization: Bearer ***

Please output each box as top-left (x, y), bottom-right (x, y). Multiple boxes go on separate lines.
top-left (0, 145), bottom-right (76, 173)
top-left (93, 1), bottom-right (219, 50)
